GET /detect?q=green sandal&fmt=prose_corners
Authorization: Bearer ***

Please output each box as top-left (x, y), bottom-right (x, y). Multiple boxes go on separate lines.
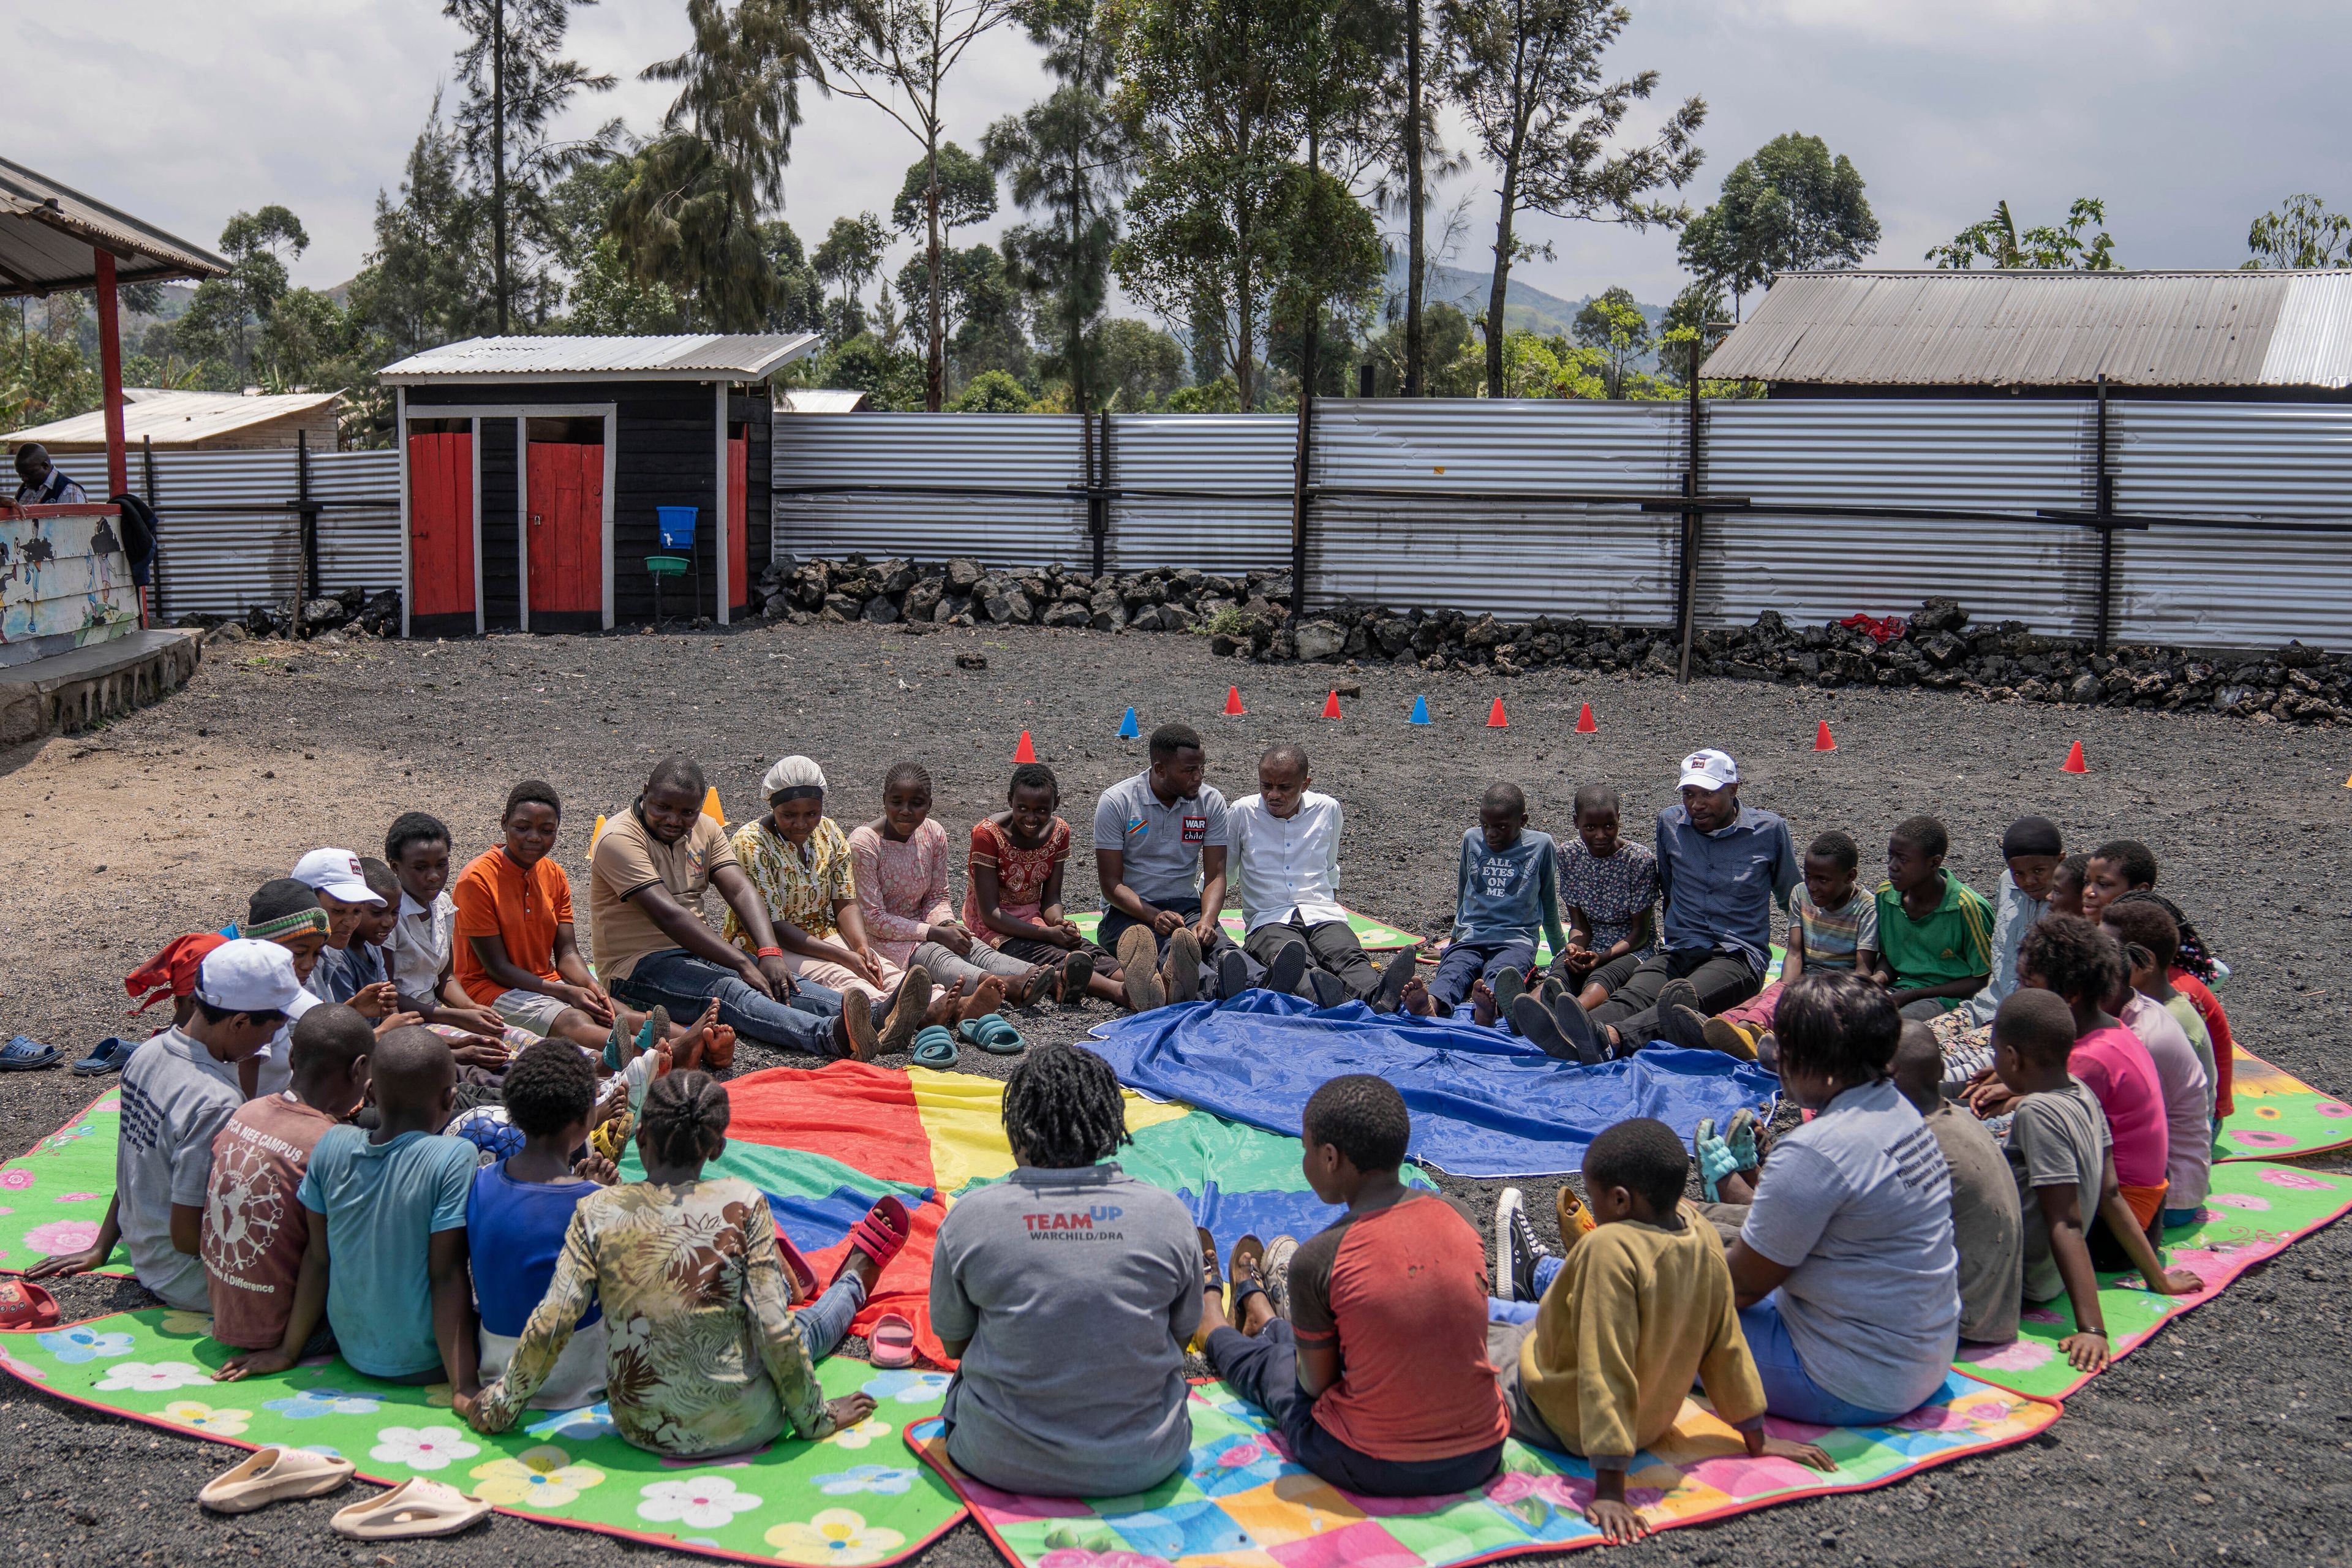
top-left (957, 1014), bottom-right (1027, 1055)
top-left (910, 1025), bottom-right (960, 1069)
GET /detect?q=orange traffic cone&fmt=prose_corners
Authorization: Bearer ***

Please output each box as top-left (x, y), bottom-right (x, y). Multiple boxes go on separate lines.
top-left (1321, 690), bottom-right (1342, 719)
top-left (1815, 720), bottom-right (1836, 752)
top-left (1575, 702), bottom-right (1597, 734)
top-left (1224, 685), bottom-right (1246, 716)
top-left (701, 786), bottom-right (726, 824)
top-left (2060, 741), bottom-right (2087, 774)
top-left (1487, 697), bottom-right (1509, 728)
top-left (1014, 731), bottom-right (1037, 764)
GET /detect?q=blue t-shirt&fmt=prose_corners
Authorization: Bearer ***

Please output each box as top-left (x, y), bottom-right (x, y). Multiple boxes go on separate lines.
top-left (1450, 827), bottom-right (1564, 948)
top-left (297, 1126), bottom-right (476, 1378)
top-left (468, 1163), bottom-right (602, 1338)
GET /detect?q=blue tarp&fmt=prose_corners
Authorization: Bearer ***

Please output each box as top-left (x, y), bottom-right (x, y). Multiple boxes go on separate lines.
top-left (1086, 992), bottom-right (1781, 1180)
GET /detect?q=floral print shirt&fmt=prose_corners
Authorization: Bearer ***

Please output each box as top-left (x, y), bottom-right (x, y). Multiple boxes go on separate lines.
top-left (960, 816), bottom-right (1072, 947)
top-left (846, 818), bottom-right (955, 970)
top-left (1558, 839), bottom-right (1660, 953)
top-left (723, 816), bottom-right (856, 950)
top-left (475, 1176), bottom-right (834, 1457)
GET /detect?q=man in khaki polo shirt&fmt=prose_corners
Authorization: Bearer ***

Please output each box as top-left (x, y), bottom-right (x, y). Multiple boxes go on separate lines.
top-left (590, 755), bottom-right (874, 1059)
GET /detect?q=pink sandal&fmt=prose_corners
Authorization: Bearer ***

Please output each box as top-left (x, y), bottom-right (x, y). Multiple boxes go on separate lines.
top-left (869, 1313), bottom-right (918, 1369)
top-left (842, 1195), bottom-right (913, 1276)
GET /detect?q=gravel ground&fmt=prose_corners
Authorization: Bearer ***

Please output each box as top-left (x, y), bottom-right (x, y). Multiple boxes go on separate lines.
top-left (1, 617), bottom-right (2348, 1567)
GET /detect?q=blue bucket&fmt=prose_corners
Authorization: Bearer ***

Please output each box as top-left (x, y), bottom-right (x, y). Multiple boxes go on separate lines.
top-left (656, 506), bottom-right (698, 549)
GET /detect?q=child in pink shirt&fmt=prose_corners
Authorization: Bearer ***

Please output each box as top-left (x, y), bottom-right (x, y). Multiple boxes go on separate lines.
top-left (849, 763), bottom-right (1056, 1006)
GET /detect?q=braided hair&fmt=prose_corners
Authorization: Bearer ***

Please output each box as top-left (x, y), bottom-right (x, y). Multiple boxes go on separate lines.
top-left (638, 1069), bottom-right (731, 1170)
top-left (1008, 763), bottom-right (1059, 802)
top-left (2109, 888), bottom-right (2218, 982)
top-left (884, 761), bottom-right (933, 797)
top-left (1001, 1043), bottom-right (1128, 1169)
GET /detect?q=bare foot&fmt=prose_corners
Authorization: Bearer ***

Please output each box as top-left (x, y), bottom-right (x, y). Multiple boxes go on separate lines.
top-left (959, 976), bottom-right (1008, 1023)
top-left (668, 1000), bottom-right (722, 1072)
top-left (1401, 978), bottom-right (1434, 1018)
top-left (1470, 979), bottom-right (1498, 1028)
top-left (922, 977), bottom-right (970, 1028)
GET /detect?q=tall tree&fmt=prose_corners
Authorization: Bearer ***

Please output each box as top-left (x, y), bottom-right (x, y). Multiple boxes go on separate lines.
top-left (813, 0), bottom-right (1028, 409)
top-left (891, 145), bottom-right (997, 251)
top-left (982, 0), bottom-right (1132, 413)
top-left (2242, 194), bottom-right (2351, 270)
top-left (813, 211), bottom-right (888, 337)
top-left (1678, 132), bottom-right (1877, 314)
top-left (613, 0), bottom-right (832, 329)
top-left (1569, 284), bottom-right (1649, 398)
top-left (1441, 0), bottom-right (1703, 399)
top-left (1108, 0), bottom-right (1383, 410)
top-left (1926, 198), bottom-right (2118, 271)
top-left (349, 101), bottom-right (496, 361)
top-left (442, 0), bottom-right (618, 332)
top-left (176, 206), bottom-right (310, 383)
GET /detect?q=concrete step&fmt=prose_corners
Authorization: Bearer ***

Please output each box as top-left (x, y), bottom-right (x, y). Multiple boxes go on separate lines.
top-left (0, 628), bottom-right (202, 745)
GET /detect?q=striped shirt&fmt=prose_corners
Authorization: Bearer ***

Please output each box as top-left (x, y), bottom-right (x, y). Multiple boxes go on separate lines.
top-left (1792, 884), bottom-right (1877, 970)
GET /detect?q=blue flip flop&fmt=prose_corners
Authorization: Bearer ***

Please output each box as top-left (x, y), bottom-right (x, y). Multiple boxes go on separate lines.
top-left (71, 1036), bottom-right (140, 1076)
top-left (910, 1025), bottom-right (960, 1069)
top-left (0, 1035), bottom-right (61, 1072)
top-left (957, 1014), bottom-right (1027, 1055)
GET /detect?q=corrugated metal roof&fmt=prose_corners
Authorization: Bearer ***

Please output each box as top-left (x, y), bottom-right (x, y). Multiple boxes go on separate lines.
top-left (0, 156), bottom-right (228, 296)
top-left (4, 390), bottom-right (341, 448)
top-left (1702, 270), bottom-right (2352, 389)
top-left (379, 333), bottom-right (820, 383)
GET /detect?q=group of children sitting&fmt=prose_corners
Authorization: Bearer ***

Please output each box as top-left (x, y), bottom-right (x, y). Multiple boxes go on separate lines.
top-left (26, 735), bottom-right (2242, 1541)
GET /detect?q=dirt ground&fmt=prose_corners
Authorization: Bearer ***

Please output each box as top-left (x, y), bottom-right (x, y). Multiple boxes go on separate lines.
top-left (1, 618), bottom-right (2348, 1568)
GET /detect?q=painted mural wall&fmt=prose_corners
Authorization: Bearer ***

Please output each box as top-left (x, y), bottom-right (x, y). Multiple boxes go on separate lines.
top-left (0, 505), bottom-right (140, 669)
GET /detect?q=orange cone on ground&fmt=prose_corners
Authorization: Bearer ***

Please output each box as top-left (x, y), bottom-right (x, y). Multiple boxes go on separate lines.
top-left (2060, 740), bottom-right (2088, 774)
top-left (1014, 730), bottom-right (1038, 764)
top-left (1575, 702), bottom-right (1597, 734)
top-left (701, 787), bottom-right (726, 824)
top-left (1487, 697), bottom-right (1509, 728)
top-left (1321, 690), bottom-right (1342, 719)
top-left (1224, 685), bottom-right (1246, 716)
top-left (1815, 720), bottom-right (1837, 752)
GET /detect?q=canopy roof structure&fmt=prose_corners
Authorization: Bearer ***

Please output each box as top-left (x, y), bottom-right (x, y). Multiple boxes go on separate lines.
top-left (0, 156), bottom-right (226, 298)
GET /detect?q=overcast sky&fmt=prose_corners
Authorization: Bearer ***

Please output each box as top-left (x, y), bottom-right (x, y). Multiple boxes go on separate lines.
top-left (17, 0), bottom-right (2346, 322)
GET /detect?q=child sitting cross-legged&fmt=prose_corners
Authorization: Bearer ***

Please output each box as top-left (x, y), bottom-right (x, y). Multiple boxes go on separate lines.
top-left (1872, 815), bottom-right (1993, 1020)
top-left (203, 1002), bottom-right (375, 1363)
top-left (218, 1027), bottom-right (478, 1387)
top-left (1684, 829), bottom-right (1879, 1064)
top-left (1989, 989), bottom-right (2201, 1373)
top-left (459, 1070), bottom-right (902, 1457)
top-left (1488, 1120), bottom-right (1831, 1544)
top-left (1408, 782), bottom-right (1567, 1028)
top-left (2100, 904), bottom-right (2212, 1229)
top-left (1197, 1076), bottom-right (1507, 1498)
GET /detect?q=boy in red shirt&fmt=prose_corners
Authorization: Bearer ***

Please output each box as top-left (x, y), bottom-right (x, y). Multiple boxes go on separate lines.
top-left (1195, 1075), bottom-right (1505, 1496)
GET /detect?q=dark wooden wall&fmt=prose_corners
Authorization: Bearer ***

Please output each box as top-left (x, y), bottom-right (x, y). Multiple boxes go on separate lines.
top-left (407, 379), bottom-right (767, 629)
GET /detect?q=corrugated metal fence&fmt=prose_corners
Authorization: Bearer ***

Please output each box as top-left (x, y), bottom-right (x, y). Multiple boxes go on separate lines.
top-left (58, 447), bottom-right (401, 620)
top-left (774, 398), bottom-right (2352, 650)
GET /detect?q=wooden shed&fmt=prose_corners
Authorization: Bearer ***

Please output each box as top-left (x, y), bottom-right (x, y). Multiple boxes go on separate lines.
top-left (377, 334), bottom-right (815, 636)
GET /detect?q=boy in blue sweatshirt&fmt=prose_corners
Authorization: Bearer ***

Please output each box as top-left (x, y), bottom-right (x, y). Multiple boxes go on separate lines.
top-left (1414, 784), bottom-right (1568, 1021)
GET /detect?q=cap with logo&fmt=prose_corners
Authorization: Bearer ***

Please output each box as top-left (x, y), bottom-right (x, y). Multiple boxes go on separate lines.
top-left (291, 847), bottom-right (384, 907)
top-left (1678, 748), bottom-right (1740, 791)
top-left (195, 939), bottom-right (308, 1016)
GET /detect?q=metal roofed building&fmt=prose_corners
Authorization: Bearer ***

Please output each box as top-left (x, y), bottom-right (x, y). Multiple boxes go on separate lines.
top-left (3, 388), bottom-right (342, 453)
top-left (378, 333), bottom-right (821, 635)
top-left (1700, 270), bottom-right (2352, 399)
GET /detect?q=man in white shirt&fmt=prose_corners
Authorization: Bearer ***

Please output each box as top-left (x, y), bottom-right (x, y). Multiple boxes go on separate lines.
top-left (1227, 744), bottom-right (1406, 1009)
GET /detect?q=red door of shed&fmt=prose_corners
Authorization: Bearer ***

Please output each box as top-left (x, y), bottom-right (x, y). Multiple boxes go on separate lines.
top-left (527, 442), bottom-right (604, 620)
top-left (728, 432), bottom-right (748, 616)
top-left (407, 429), bottom-right (474, 620)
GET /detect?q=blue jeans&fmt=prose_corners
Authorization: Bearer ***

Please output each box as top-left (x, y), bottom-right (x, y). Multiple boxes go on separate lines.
top-left (611, 948), bottom-right (844, 1058)
top-left (1738, 1292), bottom-right (1907, 1427)
top-left (1487, 1254), bottom-right (1564, 1325)
top-left (1428, 938), bottom-right (1533, 1011)
top-left (795, 1272), bottom-right (866, 1359)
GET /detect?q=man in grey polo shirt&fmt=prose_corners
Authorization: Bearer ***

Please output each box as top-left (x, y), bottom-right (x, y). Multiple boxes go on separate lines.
top-left (1094, 722), bottom-right (1259, 1009)
top-left (1525, 747), bottom-right (1796, 1063)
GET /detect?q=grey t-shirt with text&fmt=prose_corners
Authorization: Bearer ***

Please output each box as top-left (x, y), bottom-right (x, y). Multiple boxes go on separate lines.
top-left (1094, 771), bottom-right (1229, 908)
top-left (930, 1162), bottom-right (1200, 1497)
top-left (116, 1028), bottom-right (246, 1311)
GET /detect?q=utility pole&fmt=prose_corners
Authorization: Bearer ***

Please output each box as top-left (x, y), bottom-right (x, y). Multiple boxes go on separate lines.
top-left (492, 0), bottom-right (508, 334)
top-left (1403, 0), bottom-right (1424, 398)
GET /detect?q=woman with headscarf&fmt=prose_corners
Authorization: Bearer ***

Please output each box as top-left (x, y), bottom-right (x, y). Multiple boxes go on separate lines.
top-left (722, 756), bottom-right (934, 1053)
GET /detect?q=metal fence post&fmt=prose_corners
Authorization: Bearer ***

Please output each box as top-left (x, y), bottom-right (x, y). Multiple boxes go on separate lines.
top-left (1290, 378), bottom-right (1314, 614)
top-left (140, 435), bottom-right (159, 628)
top-left (1676, 339), bottom-right (1705, 683)
top-left (2093, 374), bottom-right (2114, 653)
top-left (1096, 410), bottom-right (1114, 576)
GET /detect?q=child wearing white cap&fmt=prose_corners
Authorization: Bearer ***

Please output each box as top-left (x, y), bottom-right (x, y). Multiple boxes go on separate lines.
top-left (106, 941), bottom-right (305, 1310)
top-left (291, 848), bottom-right (396, 1013)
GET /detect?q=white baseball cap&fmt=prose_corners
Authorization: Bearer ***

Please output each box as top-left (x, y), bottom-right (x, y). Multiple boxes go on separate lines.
top-left (195, 939), bottom-right (308, 1015)
top-left (1678, 748), bottom-right (1740, 790)
top-left (291, 847), bottom-right (383, 907)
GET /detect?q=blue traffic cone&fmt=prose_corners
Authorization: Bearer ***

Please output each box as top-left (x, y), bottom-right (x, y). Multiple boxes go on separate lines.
top-left (1408, 695), bottom-right (1431, 725)
top-left (1117, 706), bottom-right (1140, 739)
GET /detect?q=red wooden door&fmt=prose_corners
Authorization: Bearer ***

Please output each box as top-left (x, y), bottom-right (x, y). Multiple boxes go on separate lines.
top-left (407, 429), bottom-right (474, 619)
top-left (728, 432), bottom-right (748, 614)
top-left (527, 442), bottom-right (604, 617)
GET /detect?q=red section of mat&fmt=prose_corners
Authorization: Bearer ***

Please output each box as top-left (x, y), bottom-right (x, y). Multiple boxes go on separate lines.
top-left (723, 1060), bottom-right (935, 1188)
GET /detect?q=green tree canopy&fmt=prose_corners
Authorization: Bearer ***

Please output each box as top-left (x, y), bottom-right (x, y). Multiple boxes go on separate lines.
top-left (1678, 132), bottom-right (1878, 315)
top-left (1570, 285), bottom-right (1650, 398)
top-left (1926, 198), bottom-right (2118, 271)
top-left (891, 143), bottom-right (998, 236)
top-left (2244, 194), bottom-right (2351, 270)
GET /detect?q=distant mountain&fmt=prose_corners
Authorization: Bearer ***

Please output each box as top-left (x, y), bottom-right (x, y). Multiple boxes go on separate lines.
top-left (1387, 258), bottom-right (1664, 339)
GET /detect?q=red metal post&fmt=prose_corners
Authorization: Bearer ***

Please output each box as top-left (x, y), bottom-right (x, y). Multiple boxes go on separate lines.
top-left (94, 247), bottom-right (127, 498)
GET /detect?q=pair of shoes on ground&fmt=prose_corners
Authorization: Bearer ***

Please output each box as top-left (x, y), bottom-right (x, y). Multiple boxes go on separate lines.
top-left (1116, 924), bottom-right (1200, 1012)
top-left (201, 1448), bottom-right (489, 1539)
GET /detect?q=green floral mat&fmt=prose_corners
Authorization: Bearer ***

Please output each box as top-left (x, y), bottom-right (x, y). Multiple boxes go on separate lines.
top-left (910, 1371), bottom-right (2057, 1566)
top-left (2217, 1044), bottom-right (2352, 1161)
top-left (1952, 1158), bottom-right (2352, 1401)
top-left (0, 1306), bottom-right (963, 1565)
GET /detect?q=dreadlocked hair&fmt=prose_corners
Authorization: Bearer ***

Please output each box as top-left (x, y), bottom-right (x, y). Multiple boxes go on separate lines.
top-left (638, 1069), bottom-right (731, 1169)
top-left (2109, 889), bottom-right (2218, 981)
top-left (884, 761), bottom-right (933, 797)
top-left (1001, 1042), bottom-right (1128, 1169)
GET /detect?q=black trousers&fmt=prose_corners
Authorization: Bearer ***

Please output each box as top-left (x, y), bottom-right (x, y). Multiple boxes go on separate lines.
top-left (1243, 918), bottom-right (1379, 1001)
top-left (1586, 949), bottom-right (1761, 1047)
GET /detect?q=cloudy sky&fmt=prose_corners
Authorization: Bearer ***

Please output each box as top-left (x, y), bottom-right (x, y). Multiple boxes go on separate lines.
top-left (17, 0), bottom-right (2345, 319)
